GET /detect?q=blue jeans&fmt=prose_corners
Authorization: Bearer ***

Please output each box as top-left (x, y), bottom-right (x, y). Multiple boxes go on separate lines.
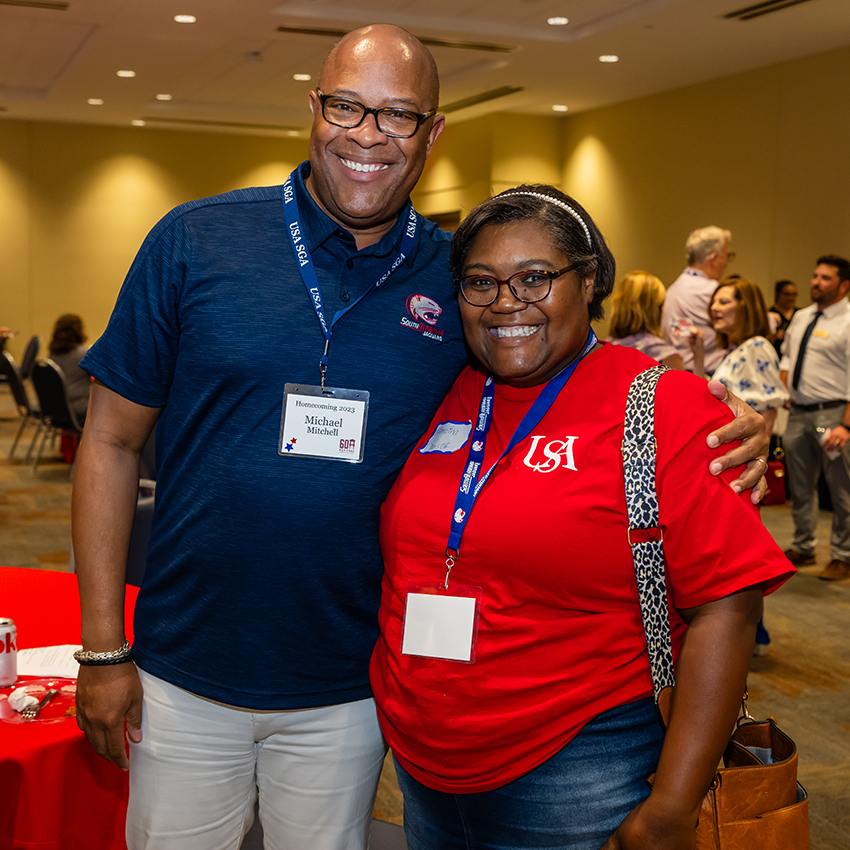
top-left (395, 698), bottom-right (664, 850)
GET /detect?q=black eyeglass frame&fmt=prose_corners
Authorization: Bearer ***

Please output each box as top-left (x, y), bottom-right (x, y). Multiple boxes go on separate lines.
top-left (315, 89), bottom-right (437, 139)
top-left (458, 262), bottom-right (589, 307)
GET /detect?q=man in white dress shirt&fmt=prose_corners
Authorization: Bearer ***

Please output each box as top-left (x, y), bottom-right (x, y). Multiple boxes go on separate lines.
top-left (662, 226), bottom-right (734, 373)
top-left (780, 255), bottom-right (850, 580)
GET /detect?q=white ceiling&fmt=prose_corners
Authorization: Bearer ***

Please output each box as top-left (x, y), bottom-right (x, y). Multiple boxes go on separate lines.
top-left (1, 0), bottom-right (848, 137)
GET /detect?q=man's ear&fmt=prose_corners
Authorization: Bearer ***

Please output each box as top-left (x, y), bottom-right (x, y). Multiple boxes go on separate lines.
top-left (424, 114), bottom-right (446, 159)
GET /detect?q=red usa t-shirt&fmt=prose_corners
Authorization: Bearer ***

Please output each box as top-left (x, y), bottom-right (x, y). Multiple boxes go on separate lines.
top-left (369, 343), bottom-right (793, 793)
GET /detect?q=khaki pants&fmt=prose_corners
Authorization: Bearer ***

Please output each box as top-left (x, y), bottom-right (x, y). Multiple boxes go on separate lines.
top-left (127, 668), bottom-right (387, 850)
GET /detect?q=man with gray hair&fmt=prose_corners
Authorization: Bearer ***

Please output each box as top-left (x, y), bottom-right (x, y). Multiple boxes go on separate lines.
top-left (662, 225), bottom-right (734, 373)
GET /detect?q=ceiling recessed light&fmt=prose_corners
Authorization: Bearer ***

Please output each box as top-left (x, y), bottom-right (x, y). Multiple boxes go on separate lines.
top-left (552, 104), bottom-right (568, 112)
top-left (156, 93), bottom-right (173, 101)
top-left (599, 55), bottom-right (619, 63)
top-left (293, 74), bottom-right (311, 81)
top-left (116, 70), bottom-right (136, 78)
top-left (286, 130), bottom-right (300, 137)
top-left (174, 14), bottom-right (196, 23)
top-left (131, 120), bottom-right (146, 127)
top-left (547, 16), bottom-right (568, 25)
top-left (87, 98), bottom-right (104, 106)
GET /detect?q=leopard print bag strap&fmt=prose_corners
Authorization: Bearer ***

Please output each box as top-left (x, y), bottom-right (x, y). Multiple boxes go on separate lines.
top-left (622, 365), bottom-right (675, 704)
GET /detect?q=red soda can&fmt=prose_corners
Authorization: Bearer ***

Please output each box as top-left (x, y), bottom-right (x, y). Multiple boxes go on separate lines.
top-left (0, 618), bottom-right (18, 687)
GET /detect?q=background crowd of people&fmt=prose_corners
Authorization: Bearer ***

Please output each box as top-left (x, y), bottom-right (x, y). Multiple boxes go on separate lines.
top-left (609, 230), bottom-right (850, 593)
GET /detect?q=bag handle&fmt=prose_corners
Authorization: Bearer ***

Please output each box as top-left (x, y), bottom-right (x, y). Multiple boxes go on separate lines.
top-left (622, 365), bottom-right (675, 705)
top-left (624, 366), bottom-right (755, 727)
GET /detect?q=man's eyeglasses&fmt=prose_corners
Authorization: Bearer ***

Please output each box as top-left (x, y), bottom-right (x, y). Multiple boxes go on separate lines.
top-left (458, 263), bottom-right (585, 307)
top-left (315, 89), bottom-right (437, 139)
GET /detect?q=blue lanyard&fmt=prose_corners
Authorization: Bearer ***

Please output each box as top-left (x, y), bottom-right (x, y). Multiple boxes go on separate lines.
top-left (444, 330), bottom-right (598, 586)
top-left (281, 173), bottom-right (418, 384)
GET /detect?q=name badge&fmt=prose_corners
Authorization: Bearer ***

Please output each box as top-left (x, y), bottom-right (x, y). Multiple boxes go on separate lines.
top-left (813, 329), bottom-right (829, 339)
top-left (280, 384), bottom-right (369, 462)
top-left (401, 582), bottom-right (481, 663)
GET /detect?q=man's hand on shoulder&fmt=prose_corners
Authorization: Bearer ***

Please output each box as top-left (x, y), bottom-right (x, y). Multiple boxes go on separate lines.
top-left (705, 381), bottom-right (769, 504)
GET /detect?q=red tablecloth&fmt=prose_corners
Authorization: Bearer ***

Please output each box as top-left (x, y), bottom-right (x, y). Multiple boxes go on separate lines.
top-left (0, 567), bottom-right (138, 850)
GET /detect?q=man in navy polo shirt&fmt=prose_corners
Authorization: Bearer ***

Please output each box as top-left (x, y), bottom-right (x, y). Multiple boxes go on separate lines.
top-left (72, 23), bottom-right (770, 850)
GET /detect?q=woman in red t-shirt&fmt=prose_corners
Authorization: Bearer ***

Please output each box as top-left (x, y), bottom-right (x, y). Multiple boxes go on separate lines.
top-left (369, 185), bottom-right (794, 850)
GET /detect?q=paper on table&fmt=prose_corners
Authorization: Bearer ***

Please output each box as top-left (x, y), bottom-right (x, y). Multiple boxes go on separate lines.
top-left (18, 645), bottom-right (81, 679)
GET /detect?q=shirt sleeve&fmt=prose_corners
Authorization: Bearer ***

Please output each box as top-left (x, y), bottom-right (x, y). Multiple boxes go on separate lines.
top-left (81, 210), bottom-right (191, 407)
top-left (652, 370), bottom-right (794, 611)
top-left (714, 337), bottom-right (789, 412)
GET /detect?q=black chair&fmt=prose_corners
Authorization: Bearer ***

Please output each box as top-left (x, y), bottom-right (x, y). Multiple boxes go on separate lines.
top-left (1, 351), bottom-right (42, 460)
top-left (30, 358), bottom-right (83, 474)
top-left (18, 335), bottom-right (40, 380)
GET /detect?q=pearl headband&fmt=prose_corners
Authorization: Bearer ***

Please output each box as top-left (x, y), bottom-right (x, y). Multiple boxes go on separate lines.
top-left (498, 191), bottom-right (593, 249)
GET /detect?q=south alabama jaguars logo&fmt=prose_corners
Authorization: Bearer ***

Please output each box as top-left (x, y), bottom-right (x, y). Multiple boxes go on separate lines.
top-left (407, 294), bottom-right (442, 326)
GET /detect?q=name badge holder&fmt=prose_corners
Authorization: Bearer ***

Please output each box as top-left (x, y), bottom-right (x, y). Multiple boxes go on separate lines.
top-left (280, 384), bottom-right (369, 462)
top-left (402, 580), bottom-right (482, 664)
top-left (278, 172), bottom-right (417, 463)
top-left (400, 331), bottom-right (598, 663)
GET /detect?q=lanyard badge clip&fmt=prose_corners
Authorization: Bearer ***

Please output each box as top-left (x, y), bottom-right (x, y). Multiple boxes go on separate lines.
top-left (444, 548), bottom-right (458, 590)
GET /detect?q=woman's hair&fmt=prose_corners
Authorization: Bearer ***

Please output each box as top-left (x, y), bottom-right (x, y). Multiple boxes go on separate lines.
top-left (773, 279), bottom-right (796, 302)
top-left (710, 277), bottom-right (769, 349)
top-left (49, 313), bottom-right (86, 356)
top-left (449, 184), bottom-right (616, 322)
top-left (609, 271), bottom-right (667, 339)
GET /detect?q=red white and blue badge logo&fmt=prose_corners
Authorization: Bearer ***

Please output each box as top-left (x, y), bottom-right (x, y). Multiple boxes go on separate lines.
top-left (401, 294), bottom-right (445, 340)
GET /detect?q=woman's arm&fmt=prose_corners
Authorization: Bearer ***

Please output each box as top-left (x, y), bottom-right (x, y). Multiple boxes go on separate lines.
top-left (600, 586), bottom-right (763, 850)
top-left (687, 328), bottom-right (706, 379)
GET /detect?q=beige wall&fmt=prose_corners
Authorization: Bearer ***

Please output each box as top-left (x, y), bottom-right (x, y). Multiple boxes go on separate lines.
top-left (3, 42), bottom-right (850, 355)
top-left (0, 120), bottom-right (307, 357)
top-left (412, 113), bottom-right (564, 217)
top-left (561, 44), bottom-right (850, 335)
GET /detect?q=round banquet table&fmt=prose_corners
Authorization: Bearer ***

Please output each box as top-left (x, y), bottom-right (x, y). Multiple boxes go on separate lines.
top-left (0, 566), bottom-right (138, 850)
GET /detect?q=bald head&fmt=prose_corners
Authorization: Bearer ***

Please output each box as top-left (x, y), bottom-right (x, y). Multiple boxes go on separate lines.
top-left (319, 24), bottom-right (439, 109)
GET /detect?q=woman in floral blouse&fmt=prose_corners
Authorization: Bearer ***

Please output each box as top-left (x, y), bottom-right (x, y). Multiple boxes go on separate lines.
top-left (691, 276), bottom-right (789, 435)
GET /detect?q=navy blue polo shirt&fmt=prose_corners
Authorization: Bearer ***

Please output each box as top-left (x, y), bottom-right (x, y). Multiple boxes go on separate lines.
top-left (82, 162), bottom-right (468, 708)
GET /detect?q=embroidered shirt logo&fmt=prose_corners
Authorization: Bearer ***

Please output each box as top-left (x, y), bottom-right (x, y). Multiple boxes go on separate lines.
top-left (522, 436), bottom-right (579, 473)
top-left (401, 294), bottom-right (445, 340)
top-left (407, 294), bottom-right (442, 325)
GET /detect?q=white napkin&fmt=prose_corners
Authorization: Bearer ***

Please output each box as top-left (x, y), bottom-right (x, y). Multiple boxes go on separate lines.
top-left (8, 686), bottom-right (39, 712)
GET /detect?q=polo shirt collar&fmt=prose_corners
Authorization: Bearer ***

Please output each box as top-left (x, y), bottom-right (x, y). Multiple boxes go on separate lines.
top-left (291, 161), bottom-right (419, 266)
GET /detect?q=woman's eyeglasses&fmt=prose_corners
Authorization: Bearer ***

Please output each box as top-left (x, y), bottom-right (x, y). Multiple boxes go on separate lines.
top-left (458, 263), bottom-right (583, 307)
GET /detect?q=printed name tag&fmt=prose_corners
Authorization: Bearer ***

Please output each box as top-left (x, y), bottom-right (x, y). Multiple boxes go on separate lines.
top-left (280, 384), bottom-right (369, 462)
top-left (419, 421), bottom-right (473, 454)
top-left (401, 583), bottom-right (481, 663)
top-left (813, 329), bottom-right (830, 339)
